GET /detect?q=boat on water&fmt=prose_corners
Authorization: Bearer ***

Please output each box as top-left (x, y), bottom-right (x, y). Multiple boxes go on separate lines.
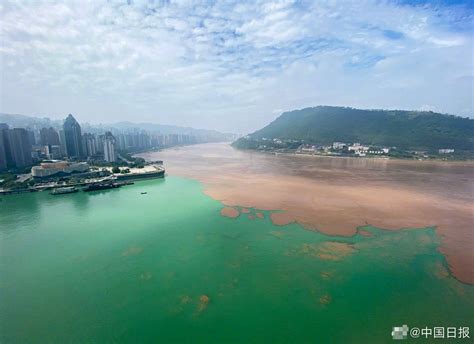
top-left (115, 166), bottom-right (165, 181)
top-left (141, 192), bottom-right (147, 194)
top-left (50, 187), bottom-right (78, 195)
top-left (115, 181), bottom-right (134, 186)
top-left (83, 182), bottom-right (121, 192)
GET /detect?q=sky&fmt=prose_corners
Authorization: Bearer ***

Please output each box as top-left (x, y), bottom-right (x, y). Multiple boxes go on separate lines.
top-left (0, 0), bottom-right (472, 134)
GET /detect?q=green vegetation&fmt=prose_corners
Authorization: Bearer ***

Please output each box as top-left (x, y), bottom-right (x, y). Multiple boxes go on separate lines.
top-left (111, 166), bottom-right (120, 174)
top-left (233, 106), bottom-right (474, 151)
top-left (90, 160), bottom-right (127, 167)
top-left (0, 173), bottom-right (17, 189)
top-left (130, 157), bottom-right (145, 168)
top-left (0, 173), bottom-right (34, 190)
top-left (118, 151), bottom-right (136, 162)
top-left (118, 150), bottom-right (145, 168)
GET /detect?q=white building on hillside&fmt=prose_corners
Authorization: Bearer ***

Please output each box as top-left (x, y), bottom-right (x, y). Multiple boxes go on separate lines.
top-left (438, 148), bottom-right (454, 154)
top-left (332, 142), bottom-right (346, 150)
top-left (348, 143), bottom-right (370, 156)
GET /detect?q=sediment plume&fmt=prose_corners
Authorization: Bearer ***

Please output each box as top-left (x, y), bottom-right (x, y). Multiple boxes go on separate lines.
top-left (139, 143), bottom-right (474, 285)
top-left (220, 207), bottom-right (239, 218)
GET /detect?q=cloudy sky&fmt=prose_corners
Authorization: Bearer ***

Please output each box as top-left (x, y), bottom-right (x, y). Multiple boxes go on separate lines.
top-left (0, 0), bottom-right (472, 133)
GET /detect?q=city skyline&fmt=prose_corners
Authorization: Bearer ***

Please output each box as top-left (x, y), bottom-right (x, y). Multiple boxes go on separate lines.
top-left (0, 112), bottom-right (229, 171)
top-left (1, 0), bottom-right (472, 133)
top-left (0, 111), bottom-right (238, 136)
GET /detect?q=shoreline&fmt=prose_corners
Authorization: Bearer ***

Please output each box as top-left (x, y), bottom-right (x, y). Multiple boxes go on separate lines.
top-left (241, 148), bottom-right (474, 165)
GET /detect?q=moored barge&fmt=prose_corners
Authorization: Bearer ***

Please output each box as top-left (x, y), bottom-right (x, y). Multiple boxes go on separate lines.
top-left (50, 186), bottom-right (78, 195)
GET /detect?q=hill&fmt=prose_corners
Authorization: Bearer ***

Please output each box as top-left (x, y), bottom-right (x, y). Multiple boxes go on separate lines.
top-left (233, 106), bottom-right (474, 151)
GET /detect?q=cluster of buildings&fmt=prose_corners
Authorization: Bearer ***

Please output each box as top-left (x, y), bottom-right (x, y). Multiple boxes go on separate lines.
top-left (345, 143), bottom-right (390, 156)
top-left (248, 137), bottom-right (393, 157)
top-left (297, 142), bottom-right (458, 158)
top-left (298, 142), bottom-right (391, 157)
top-left (438, 148), bottom-right (455, 154)
top-left (0, 114), bottom-right (118, 170)
top-left (0, 114), bottom-right (203, 172)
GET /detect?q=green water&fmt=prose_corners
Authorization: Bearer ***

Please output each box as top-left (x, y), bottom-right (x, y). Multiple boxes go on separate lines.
top-left (0, 177), bottom-right (472, 343)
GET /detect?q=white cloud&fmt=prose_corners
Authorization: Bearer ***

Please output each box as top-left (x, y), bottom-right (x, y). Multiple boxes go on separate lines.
top-left (0, 0), bottom-right (472, 133)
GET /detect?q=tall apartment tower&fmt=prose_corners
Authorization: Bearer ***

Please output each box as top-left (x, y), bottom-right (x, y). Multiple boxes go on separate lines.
top-left (0, 124), bottom-right (8, 170)
top-left (103, 132), bottom-right (117, 163)
top-left (59, 129), bottom-right (67, 156)
top-left (9, 128), bottom-right (32, 168)
top-left (63, 114), bottom-right (83, 158)
top-left (40, 127), bottom-right (60, 146)
top-left (83, 133), bottom-right (98, 157)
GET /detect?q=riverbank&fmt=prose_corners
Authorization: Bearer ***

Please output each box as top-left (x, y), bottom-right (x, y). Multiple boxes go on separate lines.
top-left (138, 142), bottom-right (474, 285)
top-left (242, 147), bottom-right (474, 163)
top-left (0, 164), bottom-right (165, 195)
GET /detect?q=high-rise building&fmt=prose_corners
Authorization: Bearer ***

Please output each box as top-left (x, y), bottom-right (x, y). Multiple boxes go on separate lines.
top-left (97, 134), bottom-right (105, 154)
top-left (103, 132), bottom-right (117, 162)
top-left (27, 129), bottom-right (36, 146)
top-left (59, 129), bottom-right (67, 156)
top-left (63, 114), bottom-right (83, 158)
top-left (9, 128), bottom-right (32, 168)
top-left (0, 123), bottom-right (12, 169)
top-left (40, 127), bottom-right (60, 146)
top-left (83, 133), bottom-right (98, 157)
top-left (116, 133), bottom-right (126, 150)
top-left (0, 127), bottom-right (7, 170)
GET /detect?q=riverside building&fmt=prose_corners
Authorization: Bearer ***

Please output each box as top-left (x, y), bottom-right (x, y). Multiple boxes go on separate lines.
top-left (31, 160), bottom-right (89, 179)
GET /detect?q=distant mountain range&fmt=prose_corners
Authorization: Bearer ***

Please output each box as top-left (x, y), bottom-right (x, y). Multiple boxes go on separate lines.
top-left (0, 113), bottom-right (62, 129)
top-left (0, 113), bottom-right (236, 141)
top-left (233, 106), bottom-right (474, 151)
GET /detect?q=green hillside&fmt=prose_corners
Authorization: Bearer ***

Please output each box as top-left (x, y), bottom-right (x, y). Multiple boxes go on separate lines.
top-left (233, 106), bottom-right (474, 151)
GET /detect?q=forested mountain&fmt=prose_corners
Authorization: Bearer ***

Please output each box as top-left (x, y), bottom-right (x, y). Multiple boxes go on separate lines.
top-left (233, 106), bottom-right (473, 150)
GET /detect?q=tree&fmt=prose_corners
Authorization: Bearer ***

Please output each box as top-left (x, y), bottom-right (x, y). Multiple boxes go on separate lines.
top-left (112, 166), bottom-right (120, 173)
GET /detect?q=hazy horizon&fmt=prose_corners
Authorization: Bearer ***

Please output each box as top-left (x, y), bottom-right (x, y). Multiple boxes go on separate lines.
top-left (1, 0), bottom-right (473, 133)
top-left (1, 103), bottom-right (472, 136)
